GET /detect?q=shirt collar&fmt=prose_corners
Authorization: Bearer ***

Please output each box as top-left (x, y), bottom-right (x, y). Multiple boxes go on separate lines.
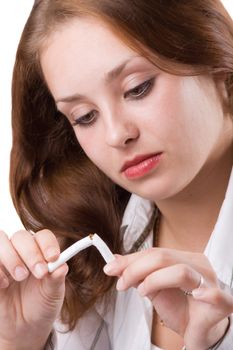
top-left (121, 193), bottom-right (154, 253)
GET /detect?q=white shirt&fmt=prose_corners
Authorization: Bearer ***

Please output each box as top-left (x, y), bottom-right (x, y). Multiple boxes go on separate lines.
top-left (49, 167), bottom-right (233, 349)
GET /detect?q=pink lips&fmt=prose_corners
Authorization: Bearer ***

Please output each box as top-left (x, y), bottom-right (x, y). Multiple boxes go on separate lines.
top-left (121, 153), bottom-right (162, 179)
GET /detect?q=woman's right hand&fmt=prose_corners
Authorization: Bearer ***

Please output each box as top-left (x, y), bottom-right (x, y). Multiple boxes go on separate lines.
top-left (0, 229), bottom-right (68, 350)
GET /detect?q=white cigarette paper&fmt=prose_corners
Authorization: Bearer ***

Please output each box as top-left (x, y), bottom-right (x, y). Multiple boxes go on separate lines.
top-left (48, 233), bottom-right (115, 273)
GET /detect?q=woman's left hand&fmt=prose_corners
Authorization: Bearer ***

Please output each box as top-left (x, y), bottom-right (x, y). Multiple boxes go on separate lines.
top-left (104, 248), bottom-right (233, 350)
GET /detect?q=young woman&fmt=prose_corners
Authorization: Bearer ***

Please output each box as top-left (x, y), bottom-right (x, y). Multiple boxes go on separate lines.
top-left (0, 0), bottom-right (233, 349)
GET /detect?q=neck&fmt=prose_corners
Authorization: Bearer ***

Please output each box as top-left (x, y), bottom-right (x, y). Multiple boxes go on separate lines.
top-left (155, 139), bottom-right (233, 252)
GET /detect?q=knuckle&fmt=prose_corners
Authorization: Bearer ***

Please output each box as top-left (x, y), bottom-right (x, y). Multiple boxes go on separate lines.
top-left (10, 230), bottom-right (28, 243)
top-left (121, 263), bottom-right (138, 286)
top-left (10, 232), bottom-right (43, 262)
top-left (0, 241), bottom-right (20, 268)
top-left (121, 267), bottom-right (132, 284)
top-left (210, 288), bottom-right (223, 303)
top-left (151, 249), bottom-right (171, 267)
top-left (0, 230), bottom-right (7, 238)
top-left (34, 228), bottom-right (54, 238)
top-left (177, 264), bottom-right (192, 283)
top-left (34, 230), bottom-right (59, 253)
top-left (143, 274), bottom-right (154, 292)
top-left (119, 255), bottom-right (130, 270)
top-left (27, 253), bottom-right (44, 267)
top-left (0, 232), bottom-right (9, 249)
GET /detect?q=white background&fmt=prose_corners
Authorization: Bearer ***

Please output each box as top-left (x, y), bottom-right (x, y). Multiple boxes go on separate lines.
top-left (0, 1), bottom-right (232, 235)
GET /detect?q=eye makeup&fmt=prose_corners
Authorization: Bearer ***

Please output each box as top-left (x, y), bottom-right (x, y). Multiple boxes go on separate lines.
top-left (71, 76), bottom-right (155, 127)
top-left (124, 77), bottom-right (155, 100)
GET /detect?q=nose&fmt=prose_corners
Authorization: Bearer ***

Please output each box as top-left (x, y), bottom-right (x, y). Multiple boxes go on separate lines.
top-left (105, 116), bottom-right (139, 148)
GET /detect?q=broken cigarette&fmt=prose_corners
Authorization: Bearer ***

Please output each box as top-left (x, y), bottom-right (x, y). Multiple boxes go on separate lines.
top-left (48, 233), bottom-right (115, 273)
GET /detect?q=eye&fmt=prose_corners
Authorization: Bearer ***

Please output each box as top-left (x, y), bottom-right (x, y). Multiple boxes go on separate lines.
top-left (71, 110), bottom-right (97, 127)
top-left (124, 77), bottom-right (155, 100)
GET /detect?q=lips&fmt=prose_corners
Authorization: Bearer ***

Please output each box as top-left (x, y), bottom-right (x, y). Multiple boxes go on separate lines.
top-left (121, 153), bottom-right (162, 179)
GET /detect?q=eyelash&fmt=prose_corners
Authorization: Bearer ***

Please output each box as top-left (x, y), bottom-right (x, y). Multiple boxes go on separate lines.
top-left (71, 110), bottom-right (97, 127)
top-left (124, 77), bottom-right (155, 100)
top-left (71, 77), bottom-right (155, 127)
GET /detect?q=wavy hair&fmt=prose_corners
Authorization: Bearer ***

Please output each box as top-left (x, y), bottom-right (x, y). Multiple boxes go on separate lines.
top-left (11, 0), bottom-right (233, 329)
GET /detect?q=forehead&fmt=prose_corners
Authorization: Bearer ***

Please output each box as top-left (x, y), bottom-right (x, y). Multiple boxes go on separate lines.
top-left (40, 17), bottom-right (137, 98)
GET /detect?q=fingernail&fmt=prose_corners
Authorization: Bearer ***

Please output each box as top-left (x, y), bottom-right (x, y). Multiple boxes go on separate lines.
top-left (192, 288), bottom-right (205, 298)
top-left (46, 247), bottom-right (59, 260)
top-left (34, 263), bottom-right (48, 278)
top-left (103, 262), bottom-right (118, 275)
top-left (137, 283), bottom-right (146, 296)
top-left (116, 278), bottom-right (125, 291)
top-left (14, 266), bottom-right (29, 281)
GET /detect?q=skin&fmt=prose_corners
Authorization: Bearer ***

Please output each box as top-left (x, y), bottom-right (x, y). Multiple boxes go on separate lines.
top-left (0, 16), bottom-right (232, 350)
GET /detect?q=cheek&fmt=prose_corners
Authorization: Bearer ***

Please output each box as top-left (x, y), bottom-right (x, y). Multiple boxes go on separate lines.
top-left (142, 88), bottom-right (191, 145)
top-left (160, 81), bottom-right (223, 173)
top-left (75, 131), bottom-right (109, 170)
top-left (143, 83), bottom-right (211, 163)
top-left (74, 130), bottom-right (96, 158)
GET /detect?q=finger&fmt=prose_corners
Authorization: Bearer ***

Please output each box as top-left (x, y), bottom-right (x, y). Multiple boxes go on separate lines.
top-left (113, 250), bottom-right (178, 291)
top-left (33, 229), bottom-right (60, 262)
top-left (11, 230), bottom-right (48, 279)
top-left (136, 264), bottom-right (203, 296)
top-left (104, 248), bottom-right (177, 276)
top-left (0, 230), bottom-right (30, 282)
top-left (104, 248), bottom-right (200, 278)
top-left (42, 263), bottom-right (69, 298)
top-left (192, 287), bottom-right (233, 312)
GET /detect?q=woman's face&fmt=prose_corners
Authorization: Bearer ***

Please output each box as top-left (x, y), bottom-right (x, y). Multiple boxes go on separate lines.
top-left (41, 17), bottom-right (229, 201)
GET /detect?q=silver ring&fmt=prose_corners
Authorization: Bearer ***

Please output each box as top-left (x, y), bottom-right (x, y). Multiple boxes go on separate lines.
top-left (183, 274), bottom-right (205, 296)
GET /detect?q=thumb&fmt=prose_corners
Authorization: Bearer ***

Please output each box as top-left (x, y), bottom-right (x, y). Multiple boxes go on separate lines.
top-left (42, 263), bottom-right (69, 299)
top-left (192, 287), bottom-right (233, 314)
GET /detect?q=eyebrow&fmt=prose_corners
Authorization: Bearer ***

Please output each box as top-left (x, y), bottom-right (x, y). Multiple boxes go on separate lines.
top-left (55, 57), bottom-right (136, 105)
top-left (105, 57), bottom-right (133, 83)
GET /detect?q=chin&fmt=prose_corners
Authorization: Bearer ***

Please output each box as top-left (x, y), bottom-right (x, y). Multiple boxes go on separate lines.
top-left (130, 177), bottom-right (188, 202)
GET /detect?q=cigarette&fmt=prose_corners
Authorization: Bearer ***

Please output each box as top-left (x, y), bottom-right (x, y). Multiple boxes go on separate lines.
top-left (48, 233), bottom-right (115, 273)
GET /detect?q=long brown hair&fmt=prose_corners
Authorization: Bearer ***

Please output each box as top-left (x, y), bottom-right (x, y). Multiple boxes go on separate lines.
top-left (10, 0), bottom-right (233, 329)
